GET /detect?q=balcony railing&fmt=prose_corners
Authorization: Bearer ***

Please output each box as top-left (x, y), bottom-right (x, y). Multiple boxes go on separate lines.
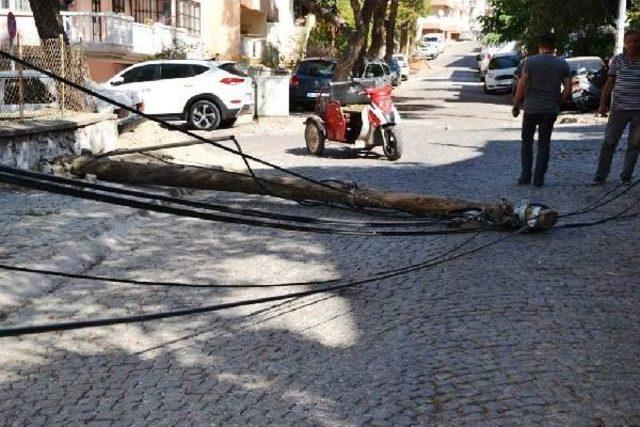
top-left (62, 12), bottom-right (134, 50)
top-left (61, 12), bottom-right (202, 57)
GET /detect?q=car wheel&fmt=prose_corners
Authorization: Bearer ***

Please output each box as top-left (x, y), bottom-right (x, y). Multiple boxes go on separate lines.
top-left (189, 100), bottom-right (221, 131)
top-left (305, 121), bottom-right (325, 156)
top-left (483, 83), bottom-right (494, 94)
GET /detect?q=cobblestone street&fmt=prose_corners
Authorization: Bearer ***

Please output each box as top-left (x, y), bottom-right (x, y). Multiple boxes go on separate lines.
top-left (1, 41), bottom-right (639, 425)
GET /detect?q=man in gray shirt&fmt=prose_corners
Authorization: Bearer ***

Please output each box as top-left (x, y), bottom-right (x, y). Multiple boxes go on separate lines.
top-left (594, 30), bottom-right (640, 184)
top-left (513, 33), bottom-right (572, 187)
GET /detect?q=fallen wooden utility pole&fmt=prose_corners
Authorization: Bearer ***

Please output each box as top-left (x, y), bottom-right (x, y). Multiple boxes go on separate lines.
top-left (64, 156), bottom-right (558, 231)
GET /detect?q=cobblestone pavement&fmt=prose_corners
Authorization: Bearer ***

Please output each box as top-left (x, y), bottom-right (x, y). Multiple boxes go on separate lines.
top-left (1, 41), bottom-right (639, 425)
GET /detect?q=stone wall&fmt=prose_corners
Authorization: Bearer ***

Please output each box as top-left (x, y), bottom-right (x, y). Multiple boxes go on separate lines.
top-left (0, 113), bottom-right (118, 172)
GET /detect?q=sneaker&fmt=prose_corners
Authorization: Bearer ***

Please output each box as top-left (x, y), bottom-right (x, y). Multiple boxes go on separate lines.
top-left (518, 176), bottom-right (531, 185)
top-left (533, 177), bottom-right (544, 187)
top-left (593, 175), bottom-right (606, 185)
top-left (621, 176), bottom-right (632, 185)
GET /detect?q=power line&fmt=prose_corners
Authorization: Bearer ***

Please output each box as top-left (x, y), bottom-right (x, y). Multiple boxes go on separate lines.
top-left (0, 229), bottom-right (522, 338)
top-left (0, 169), bottom-right (489, 237)
top-left (0, 233), bottom-right (481, 291)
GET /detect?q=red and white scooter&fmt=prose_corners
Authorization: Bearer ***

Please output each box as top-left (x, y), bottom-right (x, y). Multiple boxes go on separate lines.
top-left (304, 80), bottom-right (403, 160)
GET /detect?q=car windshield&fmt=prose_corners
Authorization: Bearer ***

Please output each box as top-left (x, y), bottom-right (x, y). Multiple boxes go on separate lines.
top-left (489, 56), bottom-right (520, 69)
top-left (424, 37), bottom-right (438, 42)
top-left (297, 61), bottom-right (336, 77)
top-left (567, 59), bottom-right (604, 75)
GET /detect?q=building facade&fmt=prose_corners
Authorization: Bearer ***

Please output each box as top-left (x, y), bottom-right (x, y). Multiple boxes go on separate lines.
top-left (417, 0), bottom-right (473, 41)
top-left (0, 0), bottom-right (306, 82)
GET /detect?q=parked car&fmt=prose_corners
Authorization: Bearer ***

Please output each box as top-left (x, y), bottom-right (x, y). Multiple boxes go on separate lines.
top-left (484, 53), bottom-right (520, 94)
top-left (422, 33), bottom-right (446, 54)
top-left (387, 58), bottom-right (402, 87)
top-left (0, 70), bottom-right (144, 131)
top-left (477, 41), bottom-right (518, 80)
top-left (106, 59), bottom-right (253, 130)
top-left (392, 54), bottom-right (410, 80)
top-left (290, 58), bottom-right (393, 109)
top-left (84, 80), bottom-right (145, 132)
top-left (417, 43), bottom-right (439, 60)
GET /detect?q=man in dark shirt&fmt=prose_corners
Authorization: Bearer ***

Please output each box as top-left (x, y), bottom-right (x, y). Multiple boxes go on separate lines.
top-left (594, 30), bottom-right (640, 184)
top-left (512, 33), bottom-right (572, 187)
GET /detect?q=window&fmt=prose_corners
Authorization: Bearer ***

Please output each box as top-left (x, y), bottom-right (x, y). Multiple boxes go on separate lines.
top-left (5, 78), bottom-right (55, 105)
top-left (177, 0), bottom-right (201, 35)
top-left (121, 64), bottom-right (160, 83)
top-left (1, 0), bottom-right (31, 11)
top-left (112, 0), bottom-right (125, 13)
top-left (297, 61), bottom-right (336, 77)
top-left (218, 63), bottom-right (247, 77)
top-left (489, 56), bottom-right (520, 70)
top-left (365, 64), bottom-right (385, 78)
top-left (132, 0), bottom-right (165, 24)
top-left (160, 64), bottom-right (207, 80)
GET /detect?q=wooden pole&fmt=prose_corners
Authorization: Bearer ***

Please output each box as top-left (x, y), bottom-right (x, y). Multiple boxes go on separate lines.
top-left (67, 156), bottom-right (492, 217)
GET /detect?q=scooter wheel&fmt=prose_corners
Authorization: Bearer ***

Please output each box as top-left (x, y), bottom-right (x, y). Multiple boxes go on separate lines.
top-left (382, 127), bottom-right (403, 161)
top-left (305, 121), bottom-right (325, 156)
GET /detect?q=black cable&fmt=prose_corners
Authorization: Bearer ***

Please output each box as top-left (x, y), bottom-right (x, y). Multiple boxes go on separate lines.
top-left (559, 179), bottom-right (640, 219)
top-left (0, 49), bottom-right (414, 215)
top-left (0, 229), bottom-right (523, 337)
top-left (0, 165), bottom-right (444, 229)
top-left (0, 232), bottom-right (481, 291)
top-left (555, 195), bottom-right (640, 229)
top-left (0, 170), bottom-right (488, 237)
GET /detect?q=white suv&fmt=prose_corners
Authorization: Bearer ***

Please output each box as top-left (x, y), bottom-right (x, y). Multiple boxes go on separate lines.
top-left (107, 60), bottom-right (253, 130)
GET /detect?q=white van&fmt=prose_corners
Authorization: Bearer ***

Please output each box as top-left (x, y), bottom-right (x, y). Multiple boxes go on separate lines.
top-left (421, 33), bottom-right (446, 54)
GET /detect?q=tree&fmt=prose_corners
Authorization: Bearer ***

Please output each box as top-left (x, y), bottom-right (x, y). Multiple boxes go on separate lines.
top-left (367, 0), bottom-right (389, 57)
top-left (481, 0), bottom-right (638, 56)
top-left (298, 0), bottom-right (380, 80)
top-left (30, 0), bottom-right (68, 42)
top-left (384, 0), bottom-right (399, 61)
top-left (395, 0), bottom-right (429, 57)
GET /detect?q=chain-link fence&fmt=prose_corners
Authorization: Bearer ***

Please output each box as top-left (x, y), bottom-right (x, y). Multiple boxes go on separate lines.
top-left (0, 36), bottom-right (90, 120)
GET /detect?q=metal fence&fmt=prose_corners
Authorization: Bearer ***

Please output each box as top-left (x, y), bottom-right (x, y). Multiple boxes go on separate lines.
top-left (0, 36), bottom-right (90, 120)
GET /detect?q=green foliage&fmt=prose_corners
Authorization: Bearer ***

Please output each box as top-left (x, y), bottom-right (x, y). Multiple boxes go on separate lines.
top-left (630, 4), bottom-right (640, 30)
top-left (149, 40), bottom-right (188, 60)
top-left (481, 0), bottom-right (638, 55)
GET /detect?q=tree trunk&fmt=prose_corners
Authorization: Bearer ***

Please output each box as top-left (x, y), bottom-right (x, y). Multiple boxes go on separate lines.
top-left (383, 0), bottom-right (399, 61)
top-left (367, 0), bottom-right (389, 58)
top-left (334, 0), bottom-right (374, 81)
top-left (354, 0), bottom-right (378, 77)
top-left (29, 0), bottom-right (68, 43)
top-left (399, 22), bottom-right (410, 57)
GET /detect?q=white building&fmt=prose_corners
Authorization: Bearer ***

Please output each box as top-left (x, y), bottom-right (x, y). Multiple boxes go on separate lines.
top-left (417, 0), bottom-right (473, 41)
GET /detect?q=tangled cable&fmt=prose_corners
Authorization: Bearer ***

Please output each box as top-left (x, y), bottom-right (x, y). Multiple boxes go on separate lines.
top-left (0, 230), bottom-right (520, 337)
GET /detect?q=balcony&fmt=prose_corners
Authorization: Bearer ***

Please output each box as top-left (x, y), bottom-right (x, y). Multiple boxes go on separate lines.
top-left (61, 12), bottom-right (202, 58)
top-left (429, 0), bottom-right (460, 8)
top-left (420, 15), bottom-right (463, 33)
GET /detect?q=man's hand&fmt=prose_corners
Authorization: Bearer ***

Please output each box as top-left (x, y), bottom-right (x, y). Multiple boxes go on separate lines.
top-left (512, 105), bottom-right (521, 118)
top-left (598, 103), bottom-right (609, 117)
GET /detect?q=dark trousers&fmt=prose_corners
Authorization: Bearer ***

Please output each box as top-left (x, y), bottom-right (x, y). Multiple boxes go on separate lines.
top-left (521, 113), bottom-right (557, 182)
top-left (595, 110), bottom-right (640, 181)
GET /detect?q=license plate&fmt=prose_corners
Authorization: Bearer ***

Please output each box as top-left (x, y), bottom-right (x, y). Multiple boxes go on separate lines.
top-left (307, 93), bottom-right (319, 98)
top-left (498, 80), bottom-right (513, 86)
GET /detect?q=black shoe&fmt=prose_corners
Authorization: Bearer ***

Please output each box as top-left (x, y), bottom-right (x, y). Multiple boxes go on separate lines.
top-left (518, 176), bottom-right (531, 185)
top-left (593, 175), bottom-right (606, 185)
top-left (533, 177), bottom-right (544, 187)
top-left (621, 176), bottom-right (632, 185)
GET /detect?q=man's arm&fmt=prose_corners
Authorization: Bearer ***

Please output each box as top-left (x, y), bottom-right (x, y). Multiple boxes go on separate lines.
top-left (512, 71), bottom-right (529, 117)
top-left (598, 76), bottom-right (615, 115)
top-left (514, 71), bottom-right (529, 106)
